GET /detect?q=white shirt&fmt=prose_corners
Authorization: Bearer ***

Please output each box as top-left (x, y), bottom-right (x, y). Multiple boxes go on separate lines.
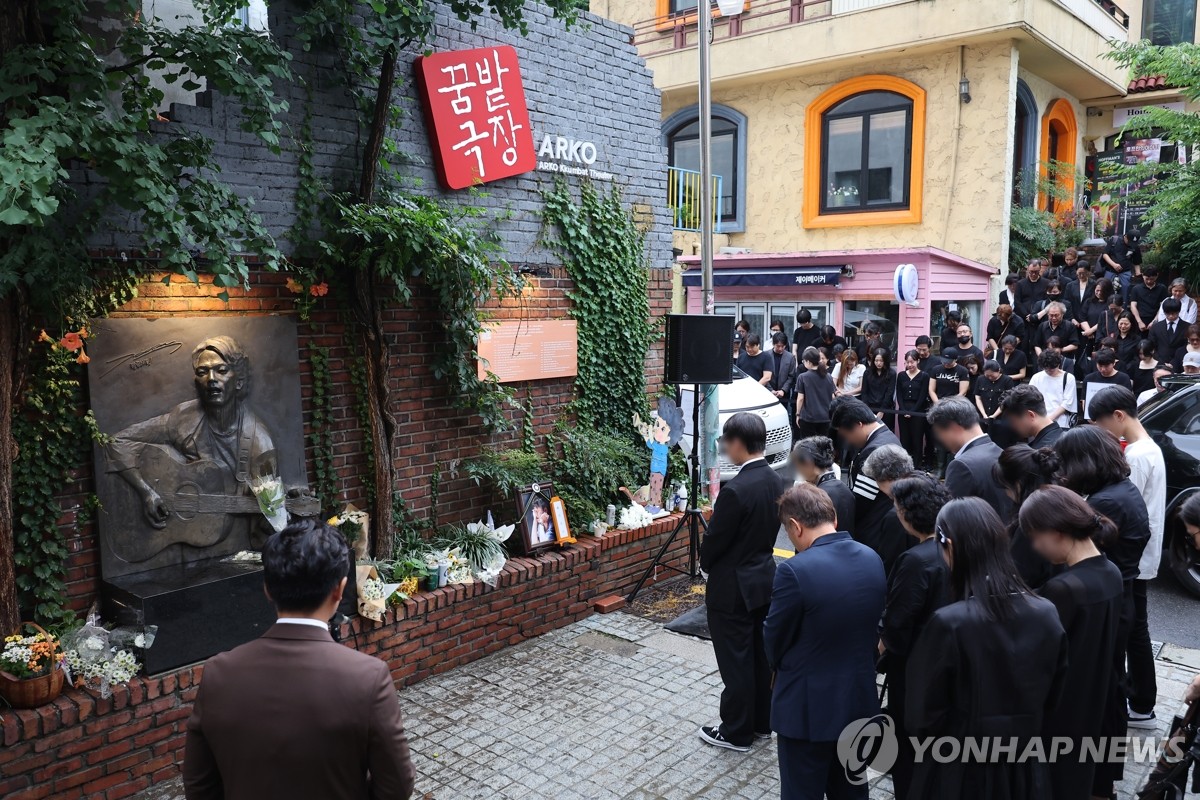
top-left (275, 617), bottom-right (329, 630)
top-left (956, 433), bottom-right (990, 458)
top-left (1029, 369), bottom-right (1077, 428)
top-left (1156, 295), bottom-right (1198, 324)
top-left (833, 363), bottom-right (866, 392)
top-left (1125, 437), bottom-right (1167, 580)
top-left (1137, 387), bottom-right (1160, 406)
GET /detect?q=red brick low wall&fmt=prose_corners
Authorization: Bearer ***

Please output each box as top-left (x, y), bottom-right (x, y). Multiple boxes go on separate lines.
top-left (0, 517), bottom-right (691, 800)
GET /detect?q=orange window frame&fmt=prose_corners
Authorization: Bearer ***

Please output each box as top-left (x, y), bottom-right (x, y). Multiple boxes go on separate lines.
top-left (1038, 98), bottom-right (1078, 213)
top-left (802, 75), bottom-right (926, 229)
top-left (655, 0), bottom-right (750, 31)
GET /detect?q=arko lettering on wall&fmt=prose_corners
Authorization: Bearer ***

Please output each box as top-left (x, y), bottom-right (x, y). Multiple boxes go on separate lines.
top-left (414, 45), bottom-right (537, 190)
top-left (536, 134), bottom-right (613, 181)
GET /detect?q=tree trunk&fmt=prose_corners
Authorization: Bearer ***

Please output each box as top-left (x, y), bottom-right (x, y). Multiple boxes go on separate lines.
top-left (353, 42), bottom-right (400, 558)
top-left (353, 269), bottom-right (398, 559)
top-left (0, 293), bottom-right (20, 634)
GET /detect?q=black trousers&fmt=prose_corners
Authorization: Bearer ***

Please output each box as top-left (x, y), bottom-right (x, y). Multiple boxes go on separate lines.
top-left (777, 736), bottom-right (869, 800)
top-left (897, 415), bottom-right (926, 468)
top-left (707, 602), bottom-right (771, 746)
top-left (796, 419), bottom-right (830, 440)
top-left (1127, 578), bottom-right (1157, 714)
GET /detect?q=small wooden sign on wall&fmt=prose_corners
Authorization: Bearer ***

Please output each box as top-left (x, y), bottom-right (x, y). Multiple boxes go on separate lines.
top-left (476, 320), bottom-right (578, 383)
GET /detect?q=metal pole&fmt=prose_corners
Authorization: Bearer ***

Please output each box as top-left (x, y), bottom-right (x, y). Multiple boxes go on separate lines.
top-left (697, 0), bottom-right (721, 502)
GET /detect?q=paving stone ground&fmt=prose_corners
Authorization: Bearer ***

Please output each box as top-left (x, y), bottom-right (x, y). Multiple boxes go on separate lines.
top-left (137, 611), bottom-right (1200, 799)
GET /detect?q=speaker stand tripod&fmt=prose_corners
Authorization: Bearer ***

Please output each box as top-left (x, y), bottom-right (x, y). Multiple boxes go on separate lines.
top-left (627, 388), bottom-right (709, 604)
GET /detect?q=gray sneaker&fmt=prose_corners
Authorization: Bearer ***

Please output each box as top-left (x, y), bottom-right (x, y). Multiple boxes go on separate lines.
top-left (1127, 709), bottom-right (1157, 730)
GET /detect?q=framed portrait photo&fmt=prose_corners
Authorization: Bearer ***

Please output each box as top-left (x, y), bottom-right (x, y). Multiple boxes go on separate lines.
top-left (549, 495), bottom-right (574, 545)
top-left (516, 482), bottom-right (557, 553)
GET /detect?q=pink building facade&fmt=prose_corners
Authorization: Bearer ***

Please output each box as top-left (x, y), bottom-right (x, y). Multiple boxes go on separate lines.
top-left (681, 247), bottom-right (997, 356)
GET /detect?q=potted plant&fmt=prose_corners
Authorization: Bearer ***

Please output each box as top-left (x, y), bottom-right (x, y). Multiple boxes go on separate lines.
top-left (0, 623), bottom-right (66, 708)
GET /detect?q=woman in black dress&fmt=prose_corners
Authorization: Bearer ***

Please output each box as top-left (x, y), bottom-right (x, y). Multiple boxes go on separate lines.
top-left (879, 475), bottom-right (954, 800)
top-left (1055, 425), bottom-right (1152, 798)
top-left (789, 435), bottom-right (854, 534)
top-left (794, 347), bottom-right (837, 440)
top-left (905, 498), bottom-right (1068, 800)
top-left (896, 350), bottom-right (932, 471)
top-left (861, 347), bottom-right (897, 429)
top-left (1020, 486), bottom-right (1124, 800)
top-left (1112, 311), bottom-right (1140, 374)
top-left (993, 444), bottom-right (1059, 588)
top-left (1130, 339), bottom-right (1164, 398)
top-left (1080, 277), bottom-right (1117, 353)
top-left (997, 335), bottom-right (1027, 381)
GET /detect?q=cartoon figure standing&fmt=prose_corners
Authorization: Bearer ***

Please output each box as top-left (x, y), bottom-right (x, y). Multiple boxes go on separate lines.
top-left (633, 397), bottom-right (686, 513)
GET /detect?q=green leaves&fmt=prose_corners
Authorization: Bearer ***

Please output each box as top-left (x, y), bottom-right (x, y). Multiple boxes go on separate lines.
top-left (542, 180), bottom-right (653, 438)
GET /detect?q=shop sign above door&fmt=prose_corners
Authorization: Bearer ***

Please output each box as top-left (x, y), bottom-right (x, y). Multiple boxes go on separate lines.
top-left (415, 45), bottom-right (537, 189)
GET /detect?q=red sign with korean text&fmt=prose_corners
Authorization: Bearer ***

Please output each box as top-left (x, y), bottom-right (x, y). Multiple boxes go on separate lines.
top-left (414, 45), bottom-right (537, 190)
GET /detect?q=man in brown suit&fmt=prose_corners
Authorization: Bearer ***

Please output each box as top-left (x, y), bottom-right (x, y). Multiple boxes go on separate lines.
top-left (183, 519), bottom-right (416, 800)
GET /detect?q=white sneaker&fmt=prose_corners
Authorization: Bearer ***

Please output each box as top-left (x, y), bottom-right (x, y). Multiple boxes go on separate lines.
top-left (1127, 709), bottom-right (1157, 730)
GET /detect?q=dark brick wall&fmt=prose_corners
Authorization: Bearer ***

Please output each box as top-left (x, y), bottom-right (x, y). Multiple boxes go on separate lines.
top-left (1, 521), bottom-right (692, 800)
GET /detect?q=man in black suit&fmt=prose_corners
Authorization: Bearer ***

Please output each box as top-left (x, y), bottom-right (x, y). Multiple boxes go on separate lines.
top-left (1149, 297), bottom-right (1187, 365)
top-left (927, 397), bottom-right (1012, 519)
top-left (765, 483), bottom-right (886, 800)
top-left (832, 398), bottom-right (903, 564)
top-left (699, 412), bottom-right (786, 752)
top-left (999, 384), bottom-right (1063, 449)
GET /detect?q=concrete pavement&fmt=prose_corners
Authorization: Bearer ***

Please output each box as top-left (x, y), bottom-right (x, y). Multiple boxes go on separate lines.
top-left (138, 611), bottom-right (1200, 799)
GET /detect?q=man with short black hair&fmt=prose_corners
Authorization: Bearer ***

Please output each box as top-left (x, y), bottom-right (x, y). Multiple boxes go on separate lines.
top-left (1016, 258), bottom-right (1050, 323)
top-left (699, 412), bottom-right (785, 753)
top-left (737, 333), bottom-right (774, 386)
top-left (1149, 298), bottom-right (1188, 364)
top-left (765, 483), bottom-right (885, 800)
top-left (792, 309), bottom-right (821, 357)
top-left (1090, 386), bottom-right (1165, 732)
top-left (950, 324), bottom-right (984, 363)
top-left (184, 520), bottom-right (416, 800)
top-left (927, 397), bottom-right (1011, 518)
top-left (914, 336), bottom-right (940, 374)
top-left (1000, 383), bottom-right (1063, 449)
top-left (1084, 349), bottom-right (1133, 420)
top-left (1130, 265), bottom-right (1169, 333)
top-left (832, 398), bottom-right (905, 569)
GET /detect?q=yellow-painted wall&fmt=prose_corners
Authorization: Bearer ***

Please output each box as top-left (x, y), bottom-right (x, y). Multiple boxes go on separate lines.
top-left (659, 42), bottom-right (1047, 269)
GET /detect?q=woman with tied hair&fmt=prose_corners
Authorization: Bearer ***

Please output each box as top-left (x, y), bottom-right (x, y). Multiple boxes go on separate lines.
top-left (878, 474), bottom-right (954, 800)
top-left (794, 347), bottom-right (837, 440)
top-left (896, 350), bottom-right (931, 471)
top-left (1055, 424), bottom-right (1151, 796)
top-left (993, 444), bottom-right (1060, 588)
top-left (790, 436), bottom-right (854, 534)
top-left (1020, 486), bottom-right (1124, 800)
top-left (905, 498), bottom-right (1068, 799)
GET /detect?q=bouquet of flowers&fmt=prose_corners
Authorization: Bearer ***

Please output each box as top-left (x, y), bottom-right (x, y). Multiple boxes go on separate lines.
top-left (60, 611), bottom-right (145, 698)
top-left (619, 503), bottom-right (654, 530)
top-left (250, 475), bottom-right (288, 532)
top-left (1, 627), bottom-right (64, 679)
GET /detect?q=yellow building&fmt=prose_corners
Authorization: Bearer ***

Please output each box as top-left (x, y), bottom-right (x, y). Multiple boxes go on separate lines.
top-left (592, 0), bottom-right (1197, 346)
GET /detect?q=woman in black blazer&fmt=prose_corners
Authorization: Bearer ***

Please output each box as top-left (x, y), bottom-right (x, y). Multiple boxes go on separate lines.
top-left (896, 350), bottom-right (932, 471)
top-left (790, 436), bottom-right (854, 535)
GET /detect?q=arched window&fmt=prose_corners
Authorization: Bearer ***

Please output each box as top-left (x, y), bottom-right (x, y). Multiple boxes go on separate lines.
top-left (663, 104), bottom-right (747, 231)
top-left (1039, 99), bottom-right (1078, 214)
top-left (1012, 80), bottom-right (1038, 206)
top-left (803, 75), bottom-right (925, 228)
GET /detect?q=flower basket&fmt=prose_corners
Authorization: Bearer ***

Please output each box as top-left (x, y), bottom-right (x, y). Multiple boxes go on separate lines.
top-left (0, 622), bottom-right (65, 709)
top-left (0, 664), bottom-right (65, 709)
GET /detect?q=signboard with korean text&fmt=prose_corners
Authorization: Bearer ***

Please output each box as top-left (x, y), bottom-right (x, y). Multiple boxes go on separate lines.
top-left (415, 45), bottom-right (537, 190)
top-left (477, 320), bottom-right (579, 383)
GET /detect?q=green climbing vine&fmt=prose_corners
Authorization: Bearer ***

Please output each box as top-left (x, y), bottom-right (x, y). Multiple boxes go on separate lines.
top-left (541, 180), bottom-right (654, 435)
top-left (12, 342), bottom-right (105, 627)
top-left (308, 345), bottom-right (337, 515)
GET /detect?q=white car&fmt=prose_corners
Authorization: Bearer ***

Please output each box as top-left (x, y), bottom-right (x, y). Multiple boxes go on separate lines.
top-left (678, 367), bottom-right (793, 482)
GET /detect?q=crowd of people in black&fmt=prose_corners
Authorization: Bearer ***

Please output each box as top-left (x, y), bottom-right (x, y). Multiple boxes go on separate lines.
top-left (700, 244), bottom-right (1200, 800)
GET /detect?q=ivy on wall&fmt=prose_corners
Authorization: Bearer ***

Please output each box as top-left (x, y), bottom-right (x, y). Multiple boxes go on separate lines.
top-left (308, 344), bottom-right (337, 515)
top-left (12, 344), bottom-right (104, 627)
top-left (542, 180), bottom-right (654, 435)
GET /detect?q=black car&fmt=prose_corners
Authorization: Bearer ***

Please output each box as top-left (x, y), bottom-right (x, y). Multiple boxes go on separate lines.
top-left (1139, 375), bottom-right (1200, 597)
